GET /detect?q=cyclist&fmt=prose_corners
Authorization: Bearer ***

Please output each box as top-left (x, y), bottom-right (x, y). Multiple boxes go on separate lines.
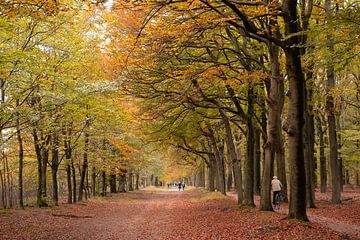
top-left (271, 176), bottom-right (282, 208)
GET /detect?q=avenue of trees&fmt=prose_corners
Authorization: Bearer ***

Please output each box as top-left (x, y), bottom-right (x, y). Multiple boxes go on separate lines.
top-left (1, 0), bottom-right (360, 222)
top-left (0, 1), bottom-right (166, 210)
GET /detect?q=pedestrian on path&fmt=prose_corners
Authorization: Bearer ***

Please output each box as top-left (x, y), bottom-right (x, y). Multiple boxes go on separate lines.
top-left (271, 176), bottom-right (282, 205)
top-left (178, 182), bottom-right (182, 191)
top-left (182, 182), bottom-right (185, 191)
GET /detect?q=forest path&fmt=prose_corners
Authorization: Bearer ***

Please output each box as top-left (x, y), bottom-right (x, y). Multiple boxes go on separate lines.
top-left (228, 191), bottom-right (360, 239)
top-left (0, 188), bottom-right (357, 240)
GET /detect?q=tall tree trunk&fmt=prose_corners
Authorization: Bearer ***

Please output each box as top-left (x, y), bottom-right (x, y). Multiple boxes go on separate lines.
top-left (282, 0), bottom-right (308, 220)
top-left (129, 170), bottom-right (134, 191)
top-left (33, 128), bottom-right (46, 207)
top-left (337, 117), bottom-right (344, 191)
top-left (243, 87), bottom-right (255, 206)
top-left (5, 157), bottom-right (12, 208)
top-left (66, 163), bottom-right (72, 203)
top-left (260, 42), bottom-right (280, 211)
top-left (40, 135), bottom-right (49, 202)
top-left (71, 158), bottom-right (76, 203)
top-left (92, 166), bottom-right (96, 196)
top-left (101, 170), bottom-right (106, 196)
top-left (16, 100), bottom-right (24, 209)
top-left (110, 171), bottom-right (117, 193)
top-left (304, 94), bottom-right (315, 208)
top-left (78, 128), bottom-right (89, 201)
top-left (118, 172), bottom-right (126, 193)
top-left (135, 173), bottom-right (139, 190)
top-left (253, 127), bottom-right (261, 196)
top-left (275, 82), bottom-right (287, 202)
top-left (0, 170), bottom-right (5, 208)
top-left (317, 117), bottom-right (327, 193)
top-left (226, 152), bottom-right (233, 191)
top-left (85, 168), bottom-right (89, 200)
top-left (220, 110), bottom-right (238, 195)
top-left (208, 129), bottom-right (226, 195)
top-left (200, 160), bottom-right (206, 187)
top-left (234, 133), bottom-right (244, 204)
top-left (51, 131), bottom-right (59, 206)
top-left (325, 0), bottom-right (341, 204)
top-left (208, 158), bottom-right (215, 192)
top-left (64, 137), bottom-right (72, 203)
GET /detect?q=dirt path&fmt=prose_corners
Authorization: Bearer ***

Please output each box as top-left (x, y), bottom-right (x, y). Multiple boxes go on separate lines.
top-left (0, 189), bottom-right (357, 240)
top-left (228, 191), bottom-right (360, 239)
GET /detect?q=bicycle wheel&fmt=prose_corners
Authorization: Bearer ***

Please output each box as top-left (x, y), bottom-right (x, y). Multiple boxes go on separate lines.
top-left (275, 194), bottom-right (281, 210)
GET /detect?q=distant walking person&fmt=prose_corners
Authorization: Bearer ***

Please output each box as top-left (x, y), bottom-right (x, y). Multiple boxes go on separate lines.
top-left (178, 182), bottom-right (182, 191)
top-left (271, 176), bottom-right (282, 206)
top-left (182, 182), bottom-right (185, 191)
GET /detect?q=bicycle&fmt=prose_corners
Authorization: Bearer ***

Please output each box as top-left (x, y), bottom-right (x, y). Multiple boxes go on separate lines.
top-left (274, 192), bottom-right (281, 210)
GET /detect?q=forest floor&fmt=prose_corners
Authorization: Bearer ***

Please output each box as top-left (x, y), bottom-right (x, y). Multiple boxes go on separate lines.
top-left (1, 187), bottom-right (360, 240)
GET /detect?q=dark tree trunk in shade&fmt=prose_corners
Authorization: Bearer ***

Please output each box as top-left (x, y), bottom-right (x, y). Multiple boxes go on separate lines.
top-left (51, 131), bottom-right (60, 205)
top-left (208, 128), bottom-right (226, 195)
top-left (220, 110), bottom-right (239, 195)
top-left (153, 175), bottom-right (157, 188)
top-left (0, 170), bottom-right (5, 208)
top-left (78, 120), bottom-right (89, 201)
top-left (65, 141), bottom-right (72, 203)
top-left (253, 127), bottom-right (261, 196)
top-left (135, 173), bottom-right (140, 190)
top-left (304, 89), bottom-right (315, 208)
top-left (260, 41), bottom-right (281, 211)
top-left (317, 117), bottom-right (327, 193)
top-left (282, 0), bottom-right (308, 220)
top-left (118, 173), bottom-right (126, 192)
top-left (243, 87), bottom-right (255, 206)
top-left (33, 128), bottom-right (48, 207)
top-left (16, 99), bottom-right (24, 209)
top-left (110, 172), bottom-right (117, 193)
top-left (71, 157), bottom-right (76, 203)
top-left (208, 158), bottom-right (215, 192)
top-left (101, 170), bottom-right (106, 196)
top-left (92, 166), bottom-right (96, 196)
top-left (325, 0), bottom-right (341, 204)
top-left (233, 133), bottom-right (244, 204)
top-left (226, 154), bottom-right (233, 191)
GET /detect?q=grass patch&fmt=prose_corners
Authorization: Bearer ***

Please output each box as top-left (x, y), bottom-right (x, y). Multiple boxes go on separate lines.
top-left (190, 191), bottom-right (228, 202)
top-left (140, 186), bottom-right (167, 192)
top-left (0, 209), bottom-right (12, 216)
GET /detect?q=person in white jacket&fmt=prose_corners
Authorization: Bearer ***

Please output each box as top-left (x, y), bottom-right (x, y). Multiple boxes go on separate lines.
top-left (271, 176), bottom-right (282, 205)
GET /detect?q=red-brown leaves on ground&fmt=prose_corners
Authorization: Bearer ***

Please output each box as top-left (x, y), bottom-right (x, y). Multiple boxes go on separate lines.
top-left (0, 188), bottom-right (359, 240)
